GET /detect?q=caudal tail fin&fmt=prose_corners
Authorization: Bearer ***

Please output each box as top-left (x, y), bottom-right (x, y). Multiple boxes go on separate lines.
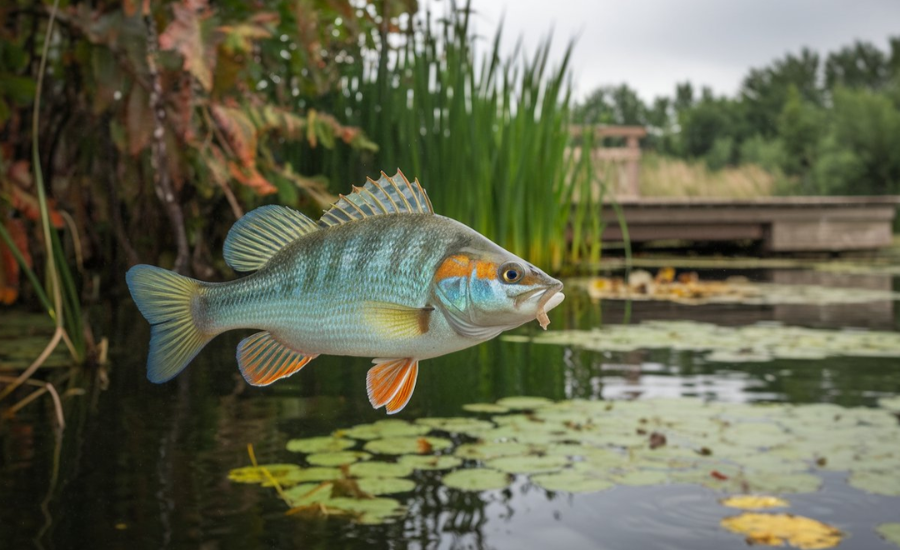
top-left (126, 265), bottom-right (213, 383)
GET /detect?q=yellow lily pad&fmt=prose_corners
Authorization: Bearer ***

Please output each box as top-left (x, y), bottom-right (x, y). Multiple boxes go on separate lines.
top-left (721, 513), bottom-right (842, 549)
top-left (227, 464), bottom-right (300, 484)
top-left (721, 495), bottom-right (790, 510)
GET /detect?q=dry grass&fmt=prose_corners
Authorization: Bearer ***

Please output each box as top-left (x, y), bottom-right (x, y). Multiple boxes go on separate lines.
top-left (606, 154), bottom-right (792, 199)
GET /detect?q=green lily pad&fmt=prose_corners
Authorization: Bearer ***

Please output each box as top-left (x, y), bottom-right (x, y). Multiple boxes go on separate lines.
top-left (415, 417), bottom-right (495, 434)
top-left (337, 419), bottom-right (432, 440)
top-left (485, 455), bottom-right (571, 474)
top-left (848, 470), bottom-right (900, 496)
top-left (877, 523), bottom-right (900, 548)
top-left (609, 469), bottom-right (670, 486)
top-left (347, 461), bottom-right (413, 478)
top-left (307, 451), bottom-right (372, 466)
top-left (284, 482), bottom-right (334, 507)
top-left (363, 436), bottom-right (453, 455)
top-left (356, 477), bottom-right (416, 496)
top-left (277, 467), bottom-right (343, 486)
top-left (442, 468), bottom-right (511, 491)
top-left (744, 472), bottom-right (822, 494)
top-left (531, 470), bottom-right (615, 493)
top-left (496, 396), bottom-right (554, 410)
top-left (227, 464), bottom-right (300, 484)
top-left (327, 497), bottom-right (404, 525)
top-left (879, 396), bottom-right (900, 412)
top-left (463, 403), bottom-right (510, 414)
top-left (286, 436), bottom-right (355, 454)
top-left (398, 455), bottom-right (463, 471)
top-left (454, 441), bottom-right (531, 460)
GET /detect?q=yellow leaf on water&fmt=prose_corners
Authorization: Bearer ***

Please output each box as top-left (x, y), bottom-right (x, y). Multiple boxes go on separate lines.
top-left (721, 513), bottom-right (842, 549)
top-left (721, 495), bottom-right (790, 510)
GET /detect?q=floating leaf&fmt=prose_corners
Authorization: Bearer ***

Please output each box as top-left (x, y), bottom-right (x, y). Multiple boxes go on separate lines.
top-left (227, 464), bottom-right (299, 484)
top-left (398, 455), bottom-right (462, 471)
top-left (877, 523), bottom-right (900, 548)
top-left (720, 513), bottom-right (842, 549)
top-left (879, 396), bottom-right (900, 412)
top-left (338, 419), bottom-right (431, 440)
top-left (609, 469), bottom-right (669, 486)
top-left (356, 477), bottom-right (416, 496)
top-left (286, 436), bottom-right (355, 454)
top-left (306, 451), bottom-right (371, 466)
top-left (496, 396), bottom-right (554, 410)
top-left (454, 442), bottom-right (532, 460)
top-left (847, 470), bottom-right (900, 496)
top-left (531, 470), bottom-right (614, 493)
top-left (485, 455), bottom-right (570, 475)
top-left (463, 403), bottom-right (510, 414)
top-left (326, 497), bottom-right (404, 525)
top-left (415, 417), bottom-right (494, 435)
top-left (721, 495), bottom-right (790, 510)
top-left (363, 436), bottom-right (452, 455)
top-left (283, 482), bottom-right (334, 507)
top-left (347, 461), bottom-right (413, 479)
top-left (442, 469), bottom-right (511, 491)
top-left (276, 467), bottom-right (342, 486)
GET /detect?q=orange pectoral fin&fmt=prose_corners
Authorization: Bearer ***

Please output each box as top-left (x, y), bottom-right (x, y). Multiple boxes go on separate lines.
top-left (366, 358), bottom-right (419, 414)
top-left (237, 331), bottom-right (318, 386)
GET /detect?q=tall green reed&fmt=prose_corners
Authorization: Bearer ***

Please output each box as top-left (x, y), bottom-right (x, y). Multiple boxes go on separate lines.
top-left (300, 4), bottom-right (604, 273)
top-left (0, 0), bottom-right (85, 411)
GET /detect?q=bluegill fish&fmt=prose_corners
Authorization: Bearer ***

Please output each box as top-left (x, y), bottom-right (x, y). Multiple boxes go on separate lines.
top-left (126, 171), bottom-right (564, 413)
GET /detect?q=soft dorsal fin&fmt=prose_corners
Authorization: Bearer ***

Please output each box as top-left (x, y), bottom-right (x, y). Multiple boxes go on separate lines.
top-left (318, 170), bottom-right (433, 228)
top-left (223, 205), bottom-right (319, 272)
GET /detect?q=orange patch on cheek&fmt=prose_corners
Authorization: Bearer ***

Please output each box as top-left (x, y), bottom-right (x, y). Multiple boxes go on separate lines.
top-left (474, 261), bottom-right (498, 281)
top-left (434, 255), bottom-right (471, 281)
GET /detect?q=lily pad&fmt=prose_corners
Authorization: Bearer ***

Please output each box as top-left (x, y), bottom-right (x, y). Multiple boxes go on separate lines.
top-left (363, 436), bottom-right (453, 455)
top-left (327, 497), bottom-right (404, 525)
top-left (347, 461), bottom-right (413, 479)
top-left (531, 470), bottom-right (614, 493)
top-left (286, 436), bottom-right (355, 454)
top-left (278, 467), bottom-right (343, 485)
top-left (877, 523), bottom-right (900, 548)
top-left (227, 464), bottom-right (300, 484)
top-left (307, 451), bottom-right (372, 466)
top-left (721, 495), bottom-right (790, 510)
top-left (415, 417), bottom-right (495, 435)
top-left (879, 396), bottom-right (900, 412)
top-left (337, 419), bottom-right (432, 440)
top-left (463, 403), bottom-right (510, 414)
top-left (847, 470), bottom-right (900, 496)
top-left (485, 455), bottom-right (571, 474)
top-left (442, 468), bottom-right (511, 491)
top-left (454, 441), bottom-right (531, 460)
top-left (609, 469), bottom-right (670, 486)
top-left (356, 477), bottom-right (416, 496)
top-left (720, 513), bottom-right (843, 549)
top-left (398, 455), bottom-right (463, 471)
top-left (495, 396), bottom-right (554, 410)
top-left (284, 482), bottom-right (334, 507)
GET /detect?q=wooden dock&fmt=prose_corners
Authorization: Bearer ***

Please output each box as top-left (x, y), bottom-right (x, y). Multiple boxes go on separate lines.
top-left (601, 196), bottom-right (900, 252)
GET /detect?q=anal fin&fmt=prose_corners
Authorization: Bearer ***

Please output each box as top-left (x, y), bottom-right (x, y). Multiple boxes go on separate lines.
top-left (366, 358), bottom-right (419, 414)
top-left (237, 331), bottom-right (318, 386)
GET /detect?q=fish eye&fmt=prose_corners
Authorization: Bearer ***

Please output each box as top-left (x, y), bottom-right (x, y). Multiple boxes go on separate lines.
top-left (499, 262), bottom-right (524, 284)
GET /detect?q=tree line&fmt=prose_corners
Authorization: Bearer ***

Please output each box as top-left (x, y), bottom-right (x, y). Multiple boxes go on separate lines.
top-left (574, 38), bottom-right (900, 195)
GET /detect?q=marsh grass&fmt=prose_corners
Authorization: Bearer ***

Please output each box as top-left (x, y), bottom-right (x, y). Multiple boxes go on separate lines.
top-left (636, 154), bottom-right (789, 198)
top-left (0, 0), bottom-right (85, 428)
top-left (301, 3), bottom-right (604, 273)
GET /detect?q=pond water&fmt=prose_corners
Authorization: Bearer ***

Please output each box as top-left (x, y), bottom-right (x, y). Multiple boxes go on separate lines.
top-left (2, 265), bottom-right (900, 550)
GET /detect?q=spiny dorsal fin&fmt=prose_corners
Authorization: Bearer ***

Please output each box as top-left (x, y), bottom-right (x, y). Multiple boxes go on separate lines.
top-left (318, 170), bottom-right (433, 228)
top-left (223, 205), bottom-right (319, 272)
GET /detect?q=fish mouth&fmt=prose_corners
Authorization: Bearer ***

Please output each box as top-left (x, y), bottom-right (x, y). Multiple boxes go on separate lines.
top-left (515, 282), bottom-right (565, 311)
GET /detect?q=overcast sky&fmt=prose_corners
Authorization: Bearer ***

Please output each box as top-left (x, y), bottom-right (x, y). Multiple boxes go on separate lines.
top-left (456, 0), bottom-right (900, 102)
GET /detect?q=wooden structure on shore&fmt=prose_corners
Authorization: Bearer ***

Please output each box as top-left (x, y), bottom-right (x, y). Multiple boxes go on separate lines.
top-left (575, 125), bottom-right (900, 252)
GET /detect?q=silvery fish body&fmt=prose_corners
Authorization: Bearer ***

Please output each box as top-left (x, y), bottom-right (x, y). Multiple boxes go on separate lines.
top-left (127, 171), bottom-right (564, 414)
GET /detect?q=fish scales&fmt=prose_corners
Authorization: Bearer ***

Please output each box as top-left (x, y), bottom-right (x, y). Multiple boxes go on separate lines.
top-left (201, 215), bottom-right (463, 356)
